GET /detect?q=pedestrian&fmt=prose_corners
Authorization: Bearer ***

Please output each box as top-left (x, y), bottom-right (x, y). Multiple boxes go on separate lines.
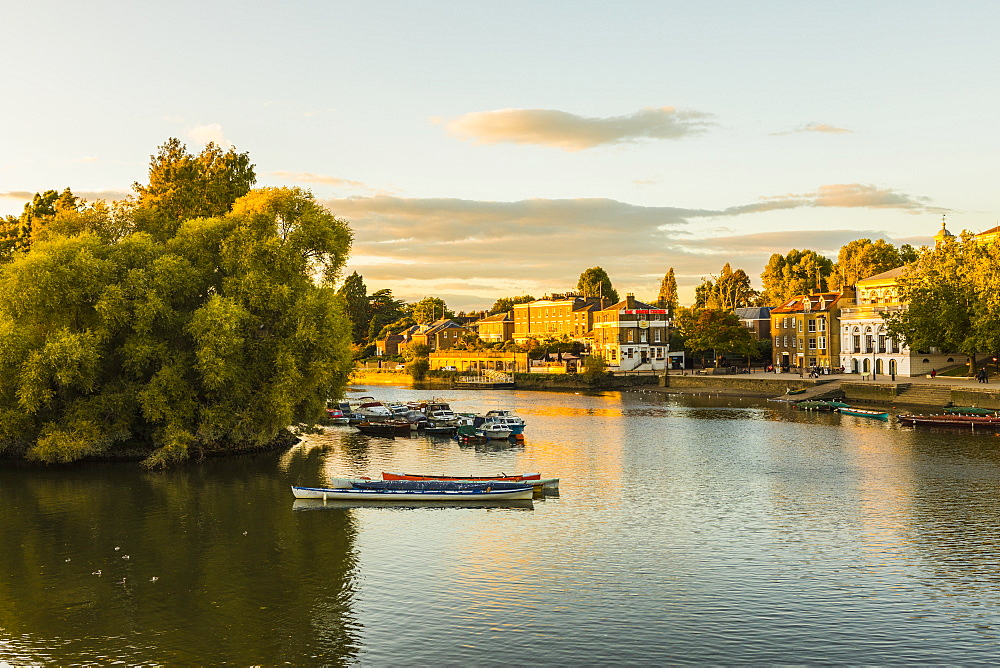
top-left (930, 368), bottom-right (937, 378)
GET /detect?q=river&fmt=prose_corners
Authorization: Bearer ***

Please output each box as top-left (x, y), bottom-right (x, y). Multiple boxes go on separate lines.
top-left (3, 386), bottom-right (1000, 665)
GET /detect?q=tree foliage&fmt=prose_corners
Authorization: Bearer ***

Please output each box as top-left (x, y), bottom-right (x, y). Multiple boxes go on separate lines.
top-left (337, 272), bottom-right (369, 344)
top-left (0, 145), bottom-right (354, 467)
top-left (675, 307), bottom-right (755, 365)
top-left (577, 266), bottom-right (619, 303)
top-left (656, 268), bottom-right (678, 313)
top-left (695, 263), bottom-right (759, 310)
top-left (760, 249), bottom-right (833, 305)
top-left (410, 296), bottom-right (452, 324)
top-left (489, 295), bottom-right (535, 315)
top-left (133, 138), bottom-right (256, 240)
top-left (884, 235), bottom-right (1000, 373)
top-left (829, 238), bottom-right (908, 290)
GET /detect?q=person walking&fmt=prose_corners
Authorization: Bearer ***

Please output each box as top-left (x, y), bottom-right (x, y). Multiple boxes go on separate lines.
top-left (930, 368), bottom-right (937, 378)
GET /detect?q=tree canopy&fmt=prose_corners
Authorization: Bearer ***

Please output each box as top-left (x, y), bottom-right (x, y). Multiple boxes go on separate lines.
top-left (829, 238), bottom-right (913, 291)
top-left (760, 249), bottom-right (833, 305)
top-left (0, 143), bottom-right (354, 467)
top-left (577, 266), bottom-right (619, 303)
top-left (675, 307), bottom-right (756, 365)
top-left (884, 234), bottom-right (1000, 373)
top-left (410, 296), bottom-right (453, 324)
top-left (489, 295), bottom-right (535, 314)
top-left (695, 263), bottom-right (759, 310)
top-left (656, 268), bottom-right (678, 313)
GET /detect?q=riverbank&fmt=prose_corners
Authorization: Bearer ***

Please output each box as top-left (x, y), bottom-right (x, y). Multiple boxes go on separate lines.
top-left (655, 372), bottom-right (1000, 408)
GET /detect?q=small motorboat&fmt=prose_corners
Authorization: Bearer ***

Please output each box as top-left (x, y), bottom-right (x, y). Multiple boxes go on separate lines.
top-left (836, 406), bottom-right (889, 421)
top-left (291, 484), bottom-right (534, 501)
top-left (474, 410), bottom-right (526, 435)
top-left (786, 388), bottom-right (807, 395)
top-left (323, 408), bottom-right (351, 425)
top-left (477, 419), bottom-right (514, 440)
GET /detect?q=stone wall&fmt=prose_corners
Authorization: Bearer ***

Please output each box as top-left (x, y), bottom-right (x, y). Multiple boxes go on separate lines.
top-left (661, 375), bottom-right (814, 393)
top-left (840, 382), bottom-right (899, 402)
top-left (950, 388), bottom-right (1000, 409)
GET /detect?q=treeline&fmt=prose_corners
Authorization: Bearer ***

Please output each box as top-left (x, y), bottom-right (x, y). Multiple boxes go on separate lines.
top-left (0, 139), bottom-right (354, 466)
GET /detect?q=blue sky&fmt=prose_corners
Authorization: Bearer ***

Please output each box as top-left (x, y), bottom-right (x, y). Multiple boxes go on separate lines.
top-left (3, 1), bottom-right (998, 309)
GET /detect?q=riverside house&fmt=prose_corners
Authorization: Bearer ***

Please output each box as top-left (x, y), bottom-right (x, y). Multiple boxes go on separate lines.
top-left (590, 294), bottom-right (671, 372)
top-left (770, 292), bottom-right (843, 373)
top-left (512, 293), bottom-right (606, 344)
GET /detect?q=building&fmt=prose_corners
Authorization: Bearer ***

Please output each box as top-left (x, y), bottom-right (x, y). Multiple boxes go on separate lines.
top-left (769, 292), bottom-right (843, 372)
top-left (374, 333), bottom-right (406, 357)
top-left (408, 319), bottom-right (471, 352)
top-left (590, 294), bottom-right (671, 372)
top-left (735, 306), bottom-right (773, 339)
top-left (475, 311), bottom-right (514, 343)
top-left (838, 266), bottom-right (956, 377)
top-left (428, 350), bottom-right (528, 373)
top-left (512, 293), bottom-right (606, 343)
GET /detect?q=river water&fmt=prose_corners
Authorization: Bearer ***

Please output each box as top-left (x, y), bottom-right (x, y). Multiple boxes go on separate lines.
top-left (3, 386), bottom-right (1000, 665)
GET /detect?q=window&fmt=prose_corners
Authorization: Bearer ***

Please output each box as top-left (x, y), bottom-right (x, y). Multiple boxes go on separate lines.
top-left (783, 336), bottom-right (788, 347)
top-left (627, 329), bottom-right (634, 342)
top-left (808, 319), bottom-right (816, 333)
top-left (853, 335), bottom-right (861, 353)
top-left (798, 320), bottom-right (803, 332)
top-left (818, 336), bottom-right (826, 350)
top-left (654, 329), bottom-right (661, 342)
top-left (878, 335), bottom-right (887, 353)
top-left (819, 318), bottom-right (826, 332)
top-left (809, 338), bottom-right (817, 350)
top-left (775, 335), bottom-right (780, 348)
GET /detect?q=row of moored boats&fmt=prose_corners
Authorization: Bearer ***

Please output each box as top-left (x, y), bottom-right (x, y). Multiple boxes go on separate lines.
top-left (794, 400), bottom-right (1000, 428)
top-left (324, 397), bottom-right (527, 440)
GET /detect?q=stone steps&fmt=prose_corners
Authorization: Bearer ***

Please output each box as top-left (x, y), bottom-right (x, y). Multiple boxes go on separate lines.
top-left (895, 384), bottom-right (954, 406)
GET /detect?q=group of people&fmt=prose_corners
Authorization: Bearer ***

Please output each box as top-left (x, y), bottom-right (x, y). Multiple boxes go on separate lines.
top-left (976, 367), bottom-right (991, 384)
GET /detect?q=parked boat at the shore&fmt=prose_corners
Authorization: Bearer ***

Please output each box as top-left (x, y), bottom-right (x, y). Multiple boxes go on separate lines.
top-left (794, 400), bottom-right (851, 411)
top-left (291, 484), bottom-right (534, 501)
top-left (836, 406), bottom-right (889, 421)
top-left (355, 420), bottom-right (413, 437)
top-left (942, 406), bottom-right (1000, 416)
top-left (898, 414), bottom-right (1000, 429)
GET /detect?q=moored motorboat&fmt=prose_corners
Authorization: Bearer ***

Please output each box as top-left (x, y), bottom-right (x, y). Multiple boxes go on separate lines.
top-left (323, 408), bottom-right (351, 425)
top-left (836, 406), bottom-right (889, 421)
top-left (477, 420), bottom-right (514, 440)
top-left (291, 484), bottom-right (534, 501)
top-left (473, 410), bottom-right (525, 434)
top-left (355, 398), bottom-right (393, 420)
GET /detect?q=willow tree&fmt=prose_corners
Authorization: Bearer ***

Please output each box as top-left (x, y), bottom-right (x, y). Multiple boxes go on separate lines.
top-left (0, 184), bottom-right (353, 467)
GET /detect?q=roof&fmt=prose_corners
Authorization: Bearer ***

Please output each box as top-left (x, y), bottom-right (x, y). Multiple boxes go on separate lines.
top-left (604, 296), bottom-right (656, 311)
top-left (734, 307), bottom-right (772, 320)
top-left (770, 292), bottom-right (842, 315)
top-left (477, 311), bottom-right (512, 323)
top-left (857, 265), bottom-right (906, 284)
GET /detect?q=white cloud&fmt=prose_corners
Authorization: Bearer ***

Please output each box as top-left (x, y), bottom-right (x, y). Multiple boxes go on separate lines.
top-left (771, 122), bottom-right (853, 136)
top-left (443, 106), bottom-right (714, 151)
top-left (187, 123), bottom-right (231, 148)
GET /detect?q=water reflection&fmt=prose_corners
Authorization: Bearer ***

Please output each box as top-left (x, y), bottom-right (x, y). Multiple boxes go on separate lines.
top-left (5, 387), bottom-right (1000, 663)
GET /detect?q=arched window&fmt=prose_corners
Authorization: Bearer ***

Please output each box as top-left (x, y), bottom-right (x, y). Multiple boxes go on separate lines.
top-left (889, 359), bottom-right (897, 375)
top-left (863, 359), bottom-right (870, 373)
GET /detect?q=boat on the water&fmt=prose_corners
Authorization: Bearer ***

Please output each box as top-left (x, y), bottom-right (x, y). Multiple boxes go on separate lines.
top-left (291, 484), bottom-right (534, 501)
top-left (355, 420), bottom-right (412, 437)
top-left (837, 406), bottom-right (890, 420)
top-left (323, 408), bottom-right (352, 425)
top-left (898, 414), bottom-right (1000, 429)
top-left (473, 410), bottom-right (525, 435)
top-left (786, 388), bottom-right (807, 395)
top-left (795, 400), bottom-right (850, 411)
top-left (355, 398), bottom-right (393, 420)
top-left (477, 420), bottom-right (514, 440)
top-left (383, 471), bottom-right (541, 481)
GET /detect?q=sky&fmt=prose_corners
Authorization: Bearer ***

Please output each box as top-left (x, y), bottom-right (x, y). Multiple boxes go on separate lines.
top-left (3, 0), bottom-right (999, 310)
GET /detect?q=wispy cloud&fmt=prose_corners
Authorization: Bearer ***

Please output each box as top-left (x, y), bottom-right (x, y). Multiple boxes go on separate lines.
top-left (269, 171), bottom-right (377, 193)
top-left (722, 184), bottom-right (946, 216)
top-left (187, 123), bottom-right (231, 148)
top-left (771, 122), bottom-right (853, 136)
top-left (442, 106), bottom-right (714, 151)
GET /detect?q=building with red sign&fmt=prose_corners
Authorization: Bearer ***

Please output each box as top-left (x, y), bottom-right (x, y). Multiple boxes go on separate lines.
top-left (590, 294), bottom-right (672, 372)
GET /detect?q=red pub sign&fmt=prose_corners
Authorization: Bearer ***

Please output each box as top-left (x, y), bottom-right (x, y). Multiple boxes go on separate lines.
top-left (622, 309), bottom-right (668, 314)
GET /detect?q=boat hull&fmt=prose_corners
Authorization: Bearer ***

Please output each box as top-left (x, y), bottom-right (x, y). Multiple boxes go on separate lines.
top-left (898, 414), bottom-right (1000, 429)
top-left (291, 485), bottom-right (534, 501)
top-left (382, 471), bottom-right (542, 482)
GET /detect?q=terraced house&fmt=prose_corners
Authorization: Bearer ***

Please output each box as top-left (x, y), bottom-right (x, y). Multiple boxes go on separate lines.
top-left (769, 292), bottom-right (843, 373)
top-left (512, 293), bottom-right (606, 344)
top-left (590, 295), bottom-right (671, 372)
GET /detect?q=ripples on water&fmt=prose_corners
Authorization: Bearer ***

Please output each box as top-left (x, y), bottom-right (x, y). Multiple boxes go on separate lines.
top-left (3, 387), bottom-right (1000, 664)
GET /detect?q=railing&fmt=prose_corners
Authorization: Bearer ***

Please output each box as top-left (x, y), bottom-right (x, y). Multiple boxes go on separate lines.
top-left (457, 369), bottom-right (514, 384)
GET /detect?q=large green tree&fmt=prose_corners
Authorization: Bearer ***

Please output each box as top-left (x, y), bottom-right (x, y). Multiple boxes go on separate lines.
top-left (410, 297), bottom-right (452, 324)
top-left (577, 266), bottom-right (619, 303)
top-left (0, 174), bottom-right (353, 466)
top-left (760, 249), bottom-right (833, 305)
top-left (695, 263), bottom-right (758, 310)
top-left (337, 272), bottom-right (369, 344)
top-left (676, 307), bottom-right (756, 367)
top-left (884, 234), bottom-right (1000, 375)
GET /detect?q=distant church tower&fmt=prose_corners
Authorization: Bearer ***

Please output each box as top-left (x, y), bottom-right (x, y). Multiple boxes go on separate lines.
top-left (933, 214), bottom-right (954, 247)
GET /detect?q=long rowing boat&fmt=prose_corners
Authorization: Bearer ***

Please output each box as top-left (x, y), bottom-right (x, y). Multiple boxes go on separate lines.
top-left (382, 471), bottom-right (541, 482)
top-left (897, 414), bottom-right (1000, 429)
top-left (291, 485), bottom-right (534, 501)
top-left (837, 406), bottom-right (889, 421)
